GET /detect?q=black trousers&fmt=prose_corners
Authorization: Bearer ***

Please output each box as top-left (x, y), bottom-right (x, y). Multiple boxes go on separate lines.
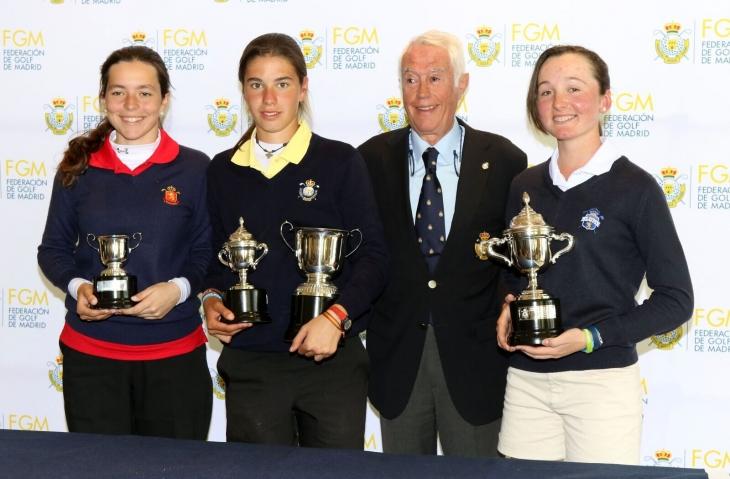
top-left (218, 337), bottom-right (368, 448)
top-left (60, 342), bottom-right (212, 440)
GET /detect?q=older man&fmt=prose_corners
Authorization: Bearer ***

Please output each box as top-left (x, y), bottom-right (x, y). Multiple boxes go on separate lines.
top-left (359, 30), bottom-right (526, 456)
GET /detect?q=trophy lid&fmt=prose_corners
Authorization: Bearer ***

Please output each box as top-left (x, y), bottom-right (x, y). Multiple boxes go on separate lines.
top-left (227, 217), bottom-right (257, 244)
top-left (509, 192), bottom-right (548, 229)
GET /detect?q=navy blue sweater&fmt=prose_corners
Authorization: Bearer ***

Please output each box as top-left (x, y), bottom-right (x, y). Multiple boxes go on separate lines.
top-left (38, 143), bottom-right (212, 346)
top-left (206, 133), bottom-right (389, 352)
top-left (503, 157), bottom-right (693, 372)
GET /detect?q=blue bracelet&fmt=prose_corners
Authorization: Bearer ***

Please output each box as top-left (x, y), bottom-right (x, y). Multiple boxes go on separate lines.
top-left (587, 326), bottom-right (603, 351)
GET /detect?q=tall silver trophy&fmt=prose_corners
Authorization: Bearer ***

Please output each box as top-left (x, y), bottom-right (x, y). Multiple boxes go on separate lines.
top-left (480, 193), bottom-right (574, 345)
top-left (86, 232), bottom-right (142, 309)
top-left (280, 221), bottom-right (362, 340)
top-left (218, 217), bottom-right (270, 323)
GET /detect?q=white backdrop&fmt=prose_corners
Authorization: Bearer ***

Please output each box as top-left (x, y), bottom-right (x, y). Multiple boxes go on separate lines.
top-left (1, 0), bottom-right (729, 474)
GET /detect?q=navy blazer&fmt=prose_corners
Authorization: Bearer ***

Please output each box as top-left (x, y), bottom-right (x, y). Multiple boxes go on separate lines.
top-left (359, 120), bottom-right (526, 425)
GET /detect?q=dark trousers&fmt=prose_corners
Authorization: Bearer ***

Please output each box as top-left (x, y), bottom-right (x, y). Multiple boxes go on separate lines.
top-left (380, 326), bottom-right (501, 457)
top-left (218, 337), bottom-right (368, 448)
top-left (60, 343), bottom-right (212, 440)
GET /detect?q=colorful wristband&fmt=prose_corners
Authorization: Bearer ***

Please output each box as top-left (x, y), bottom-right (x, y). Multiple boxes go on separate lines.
top-left (582, 328), bottom-right (594, 354)
top-left (328, 304), bottom-right (348, 321)
top-left (587, 326), bottom-right (603, 351)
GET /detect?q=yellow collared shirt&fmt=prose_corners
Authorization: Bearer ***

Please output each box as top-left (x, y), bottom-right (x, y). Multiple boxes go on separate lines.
top-left (230, 121), bottom-right (313, 179)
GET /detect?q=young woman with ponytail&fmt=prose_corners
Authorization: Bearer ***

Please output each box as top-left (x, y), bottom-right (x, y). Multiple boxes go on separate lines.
top-left (38, 46), bottom-right (213, 439)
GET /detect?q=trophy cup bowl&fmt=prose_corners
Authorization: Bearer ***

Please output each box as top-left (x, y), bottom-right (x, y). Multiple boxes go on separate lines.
top-left (485, 193), bottom-right (574, 345)
top-left (280, 221), bottom-right (362, 341)
top-left (218, 217), bottom-right (270, 324)
top-left (86, 232), bottom-right (142, 309)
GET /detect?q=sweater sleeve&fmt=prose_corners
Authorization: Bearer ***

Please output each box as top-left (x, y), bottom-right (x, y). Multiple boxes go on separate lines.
top-left (594, 180), bottom-right (694, 347)
top-left (203, 156), bottom-right (234, 292)
top-left (333, 148), bottom-right (389, 321)
top-left (37, 173), bottom-right (84, 291)
top-left (178, 157), bottom-right (213, 295)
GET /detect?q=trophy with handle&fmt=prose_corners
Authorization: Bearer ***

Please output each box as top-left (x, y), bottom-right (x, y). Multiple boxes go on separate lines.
top-left (280, 220), bottom-right (362, 341)
top-left (218, 217), bottom-right (270, 323)
top-left (482, 193), bottom-right (574, 345)
top-left (86, 232), bottom-right (142, 309)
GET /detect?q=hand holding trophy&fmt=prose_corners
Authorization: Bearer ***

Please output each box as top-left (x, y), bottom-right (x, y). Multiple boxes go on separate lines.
top-left (218, 217), bottom-right (270, 324)
top-left (86, 232), bottom-right (142, 309)
top-left (480, 193), bottom-right (574, 346)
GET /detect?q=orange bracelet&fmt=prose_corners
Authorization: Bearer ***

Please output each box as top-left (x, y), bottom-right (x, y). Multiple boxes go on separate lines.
top-left (328, 304), bottom-right (348, 321)
top-left (322, 310), bottom-right (343, 332)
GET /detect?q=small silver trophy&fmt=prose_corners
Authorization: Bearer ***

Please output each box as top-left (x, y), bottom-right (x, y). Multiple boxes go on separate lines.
top-left (481, 193), bottom-right (574, 345)
top-left (280, 220), bottom-right (362, 340)
top-left (86, 232), bottom-right (142, 309)
top-left (218, 217), bottom-right (270, 323)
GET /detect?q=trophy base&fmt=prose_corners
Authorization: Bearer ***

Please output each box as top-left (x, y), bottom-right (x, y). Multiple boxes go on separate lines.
top-left (222, 288), bottom-right (270, 324)
top-left (509, 297), bottom-right (563, 346)
top-left (92, 275), bottom-right (137, 310)
top-left (285, 294), bottom-right (338, 341)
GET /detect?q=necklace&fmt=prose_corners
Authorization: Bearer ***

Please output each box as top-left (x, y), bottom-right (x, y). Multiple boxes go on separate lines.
top-left (255, 137), bottom-right (288, 159)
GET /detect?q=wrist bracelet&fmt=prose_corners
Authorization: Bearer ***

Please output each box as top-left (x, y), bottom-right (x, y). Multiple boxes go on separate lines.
top-left (587, 326), bottom-right (603, 350)
top-left (582, 328), bottom-right (594, 354)
top-left (201, 290), bottom-right (223, 304)
top-left (322, 310), bottom-right (344, 335)
top-left (328, 304), bottom-right (348, 321)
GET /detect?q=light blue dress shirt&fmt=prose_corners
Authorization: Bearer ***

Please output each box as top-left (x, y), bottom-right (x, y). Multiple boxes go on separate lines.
top-left (408, 120), bottom-right (464, 238)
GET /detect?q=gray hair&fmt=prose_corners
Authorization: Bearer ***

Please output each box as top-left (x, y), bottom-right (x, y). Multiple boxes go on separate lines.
top-left (400, 30), bottom-right (465, 84)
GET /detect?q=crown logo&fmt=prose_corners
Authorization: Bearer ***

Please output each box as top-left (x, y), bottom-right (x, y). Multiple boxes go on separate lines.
top-left (131, 31), bottom-right (147, 42)
top-left (214, 97), bottom-right (230, 108)
top-left (305, 179), bottom-right (315, 187)
top-left (654, 449), bottom-right (672, 462)
top-left (664, 22), bottom-right (681, 33)
top-left (661, 167), bottom-right (678, 178)
top-left (476, 25), bottom-right (493, 37)
top-left (300, 30), bottom-right (315, 41)
top-left (51, 97), bottom-right (67, 108)
top-left (385, 97), bottom-right (402, 108)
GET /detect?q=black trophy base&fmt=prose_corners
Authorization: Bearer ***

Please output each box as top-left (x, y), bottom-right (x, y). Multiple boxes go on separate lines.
top-left (286, 294), bottom-right (337, 341)
top-left (222, 288), bottom-right (270, 324)
top-left (509, 297), bottom-right (563, 346)
top-left (92, 275), bottom-right (137, 309)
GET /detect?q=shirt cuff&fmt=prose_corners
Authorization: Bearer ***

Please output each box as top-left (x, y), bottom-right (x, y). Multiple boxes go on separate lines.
top-left (169, 277), bottom-right (190, 305)
top-left (67, 278), bottom-right (92, 300)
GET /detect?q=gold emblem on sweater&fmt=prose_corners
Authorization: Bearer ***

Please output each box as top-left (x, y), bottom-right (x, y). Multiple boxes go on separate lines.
top-left (298, 179), bottom-right (319, 202)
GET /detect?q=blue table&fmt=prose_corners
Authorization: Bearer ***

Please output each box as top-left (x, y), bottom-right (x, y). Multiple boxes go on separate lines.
top-left (0, 429), bottom-right (708, 479)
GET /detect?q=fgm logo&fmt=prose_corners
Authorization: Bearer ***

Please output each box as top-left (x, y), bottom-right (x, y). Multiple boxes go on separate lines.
top-left (467, 26), bottom-right (501, 67)
top-left (644, 449), bottom-right (683, 467)
top-left (44, 97), bottom-right (74, 135)
top-left (206, 98), bottom-right (239, 137)
top-left (654, 167), bottom-right (687, 208)
top-left (297, 30), bottom-right (323, 69)
top-left (47, 355), bottom-right (63, 392)
top-left (650, 325), bottom-right (684, 350)
top-left (377, 97), bottom-right (408, 132)
top-left (123, 31), bottom-right (155, 48)
top-left (655, 22), bottom-right (690, 64)
top-left (210, 368), bottom-right (225, 400)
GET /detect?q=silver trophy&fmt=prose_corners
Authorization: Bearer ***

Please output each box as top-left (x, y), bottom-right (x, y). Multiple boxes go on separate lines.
top-left (86, 232), bottom-right (142, 309)
top-left (481, 192), bottom-right (574, 345)
top-left (218, 217), bottom-right (270, 323)
top-left (280, 220), bottom-right (362, 340)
